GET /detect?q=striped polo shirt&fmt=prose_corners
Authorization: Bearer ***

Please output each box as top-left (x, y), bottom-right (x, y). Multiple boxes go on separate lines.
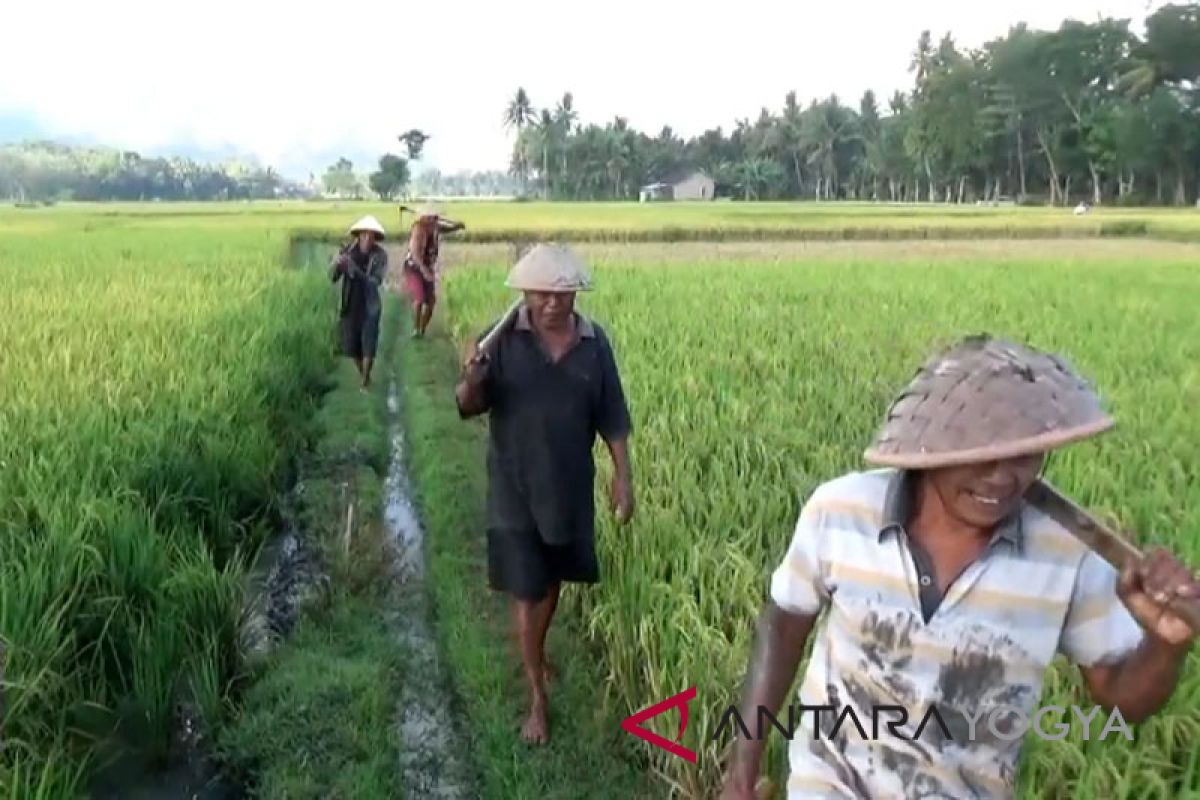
top-left (769, 467), bottom-right (1145, 799)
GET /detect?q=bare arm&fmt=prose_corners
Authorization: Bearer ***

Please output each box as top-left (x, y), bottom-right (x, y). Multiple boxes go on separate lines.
top-left (408, 225), bottom-right (435, 279)
top-left (603, 435), bottom-right (634, 523)
top-left (1078, 549), bottom-right (1198, 723)
top-left (605, 436), bottom-right (631, 482)
top-left (723, 602), bottom-right (818, 795)
top-left (455, 354), bottom-right (491, 418)
top-left (1080, 637), bottom-right (1189, 723)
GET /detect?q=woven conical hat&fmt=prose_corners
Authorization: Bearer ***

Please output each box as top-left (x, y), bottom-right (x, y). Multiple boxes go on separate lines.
top-left (505, 243), bottom-right (592, 293)
top-left (864, 335), bottom-right (1114, 469)
top-left (349, 215), bottom-right (386, 239)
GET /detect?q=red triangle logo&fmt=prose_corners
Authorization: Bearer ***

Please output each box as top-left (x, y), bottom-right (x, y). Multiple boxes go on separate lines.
top-left (620, 686), bottom-right (697, 763)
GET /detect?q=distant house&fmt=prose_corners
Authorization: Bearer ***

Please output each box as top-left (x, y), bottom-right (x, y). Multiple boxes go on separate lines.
top-left (639, 169), bottom-right (715, 202)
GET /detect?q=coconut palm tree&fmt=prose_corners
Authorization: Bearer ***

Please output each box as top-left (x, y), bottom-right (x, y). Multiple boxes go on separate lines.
top-left (503, 88), bottom-right (536, 194)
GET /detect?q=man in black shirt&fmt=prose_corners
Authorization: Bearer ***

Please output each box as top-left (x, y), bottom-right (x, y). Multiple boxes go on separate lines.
top-left (330, 215), bottom-right (388, 389)
top-left (455, 243), bottom-right (635, 745)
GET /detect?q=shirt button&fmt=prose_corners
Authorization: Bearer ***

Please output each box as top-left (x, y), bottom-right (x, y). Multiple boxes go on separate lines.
top-left (919, 575), bottom-right (932, 587)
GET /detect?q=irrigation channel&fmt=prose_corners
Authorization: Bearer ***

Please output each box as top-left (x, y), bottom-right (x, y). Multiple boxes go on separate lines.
top-left (383, 379), bottom-right (474, 798)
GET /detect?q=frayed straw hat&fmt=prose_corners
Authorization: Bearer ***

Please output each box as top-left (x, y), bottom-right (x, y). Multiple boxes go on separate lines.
top-left (863, 334), bottom-right (1114, 469)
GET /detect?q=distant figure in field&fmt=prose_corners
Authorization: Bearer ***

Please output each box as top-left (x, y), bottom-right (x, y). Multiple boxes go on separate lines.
top-left (330, 215), bottom-right (388, 389)
top-left (403, 204), bottom-right (465, 338)
top-left (1074, 201), bottom-right (1091, 215)
top-left (455, 244), bottom-right (635, 745)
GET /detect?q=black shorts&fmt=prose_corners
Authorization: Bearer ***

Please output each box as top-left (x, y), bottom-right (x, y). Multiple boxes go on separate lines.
top-left (340, 311), bottom-right (380, 359)
top-left (486, 527), bottom-right (599, 602)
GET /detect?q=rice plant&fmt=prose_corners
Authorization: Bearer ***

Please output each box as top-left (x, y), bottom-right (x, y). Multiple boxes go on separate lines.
top-left (0, 220), bottom-right (331, 793)
top-left (440, 239), bottom-right (1200, 798)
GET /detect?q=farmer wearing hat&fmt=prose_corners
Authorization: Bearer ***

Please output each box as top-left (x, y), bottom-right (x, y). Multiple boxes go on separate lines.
top-left (455, 243), bottom-right (635, 745)
top-left (330, 215), bottom-right (388, 389)
top-left (403, 204), bottom-right (464, 338)
top-left (720, 335), bottom-right (1198, 800)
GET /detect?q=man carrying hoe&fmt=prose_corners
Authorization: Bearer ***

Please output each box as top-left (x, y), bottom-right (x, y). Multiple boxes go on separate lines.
top-left (455, 243), bottom-right (635, 745)
top-left (330, 215), bottom-right (388, 389)
top-left (721, 334), bottom-right (1198, 799)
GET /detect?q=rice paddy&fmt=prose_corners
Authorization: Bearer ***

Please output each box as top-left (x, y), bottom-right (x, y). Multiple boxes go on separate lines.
top-left (438, 237), bottom-right (1200, 798)
top-left (1, 200), bottom-right (1198, 798)
top-left (0, 217), bottom-right (330, 796)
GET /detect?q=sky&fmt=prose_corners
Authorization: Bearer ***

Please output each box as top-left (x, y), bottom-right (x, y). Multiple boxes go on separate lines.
top-left (1, 0), bottom-right (1167, 181)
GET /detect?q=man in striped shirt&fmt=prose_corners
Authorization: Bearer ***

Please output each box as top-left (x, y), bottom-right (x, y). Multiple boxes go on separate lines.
top-left (720, 335), bottom-right (1198, 799)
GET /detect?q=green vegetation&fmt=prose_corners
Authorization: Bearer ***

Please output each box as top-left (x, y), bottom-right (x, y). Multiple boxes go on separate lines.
top-left (6, 198), bottom-right (1200, 243)
top-left (499, 4), bottom-right (1200, 206)
top-left (0, 219), bottom-right (330, 794)
top-left (3, 201), bottom-right (1199, 799)
top-left (0, 141), bottom-right (308, 202)
top-left (434, 239), bottom-right (1200, 798)
top-left (217, 313), bottom-right (406, 799)
top-left (0, 211), bottom-right (407, 798)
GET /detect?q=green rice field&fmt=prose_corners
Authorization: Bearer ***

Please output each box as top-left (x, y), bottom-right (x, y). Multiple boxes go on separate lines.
top-left (6, 199), bottom-right (1200, 240)
top-left (1, 200), bottom-right (1198, 798)
top-left (438, 238), bottom-right (1200, 798)
top-left (0, 216), bottom-right (331, 796)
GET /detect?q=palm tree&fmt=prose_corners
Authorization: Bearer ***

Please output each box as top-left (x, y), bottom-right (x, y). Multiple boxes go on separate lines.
top-left (526, 110), bottom-right (557, 199)
top-left (503, 88), bottom-right (536, 194)
top-left (554, 92), bottom-right (578, 132)
top-left (554, 93), bottom-right (578, 182)
top-left (398, 129), bottom-right (430, 161)
top-left (778, 91), bottom-right (808, 195)
top-left (801, 97), bottom-right (862, 199)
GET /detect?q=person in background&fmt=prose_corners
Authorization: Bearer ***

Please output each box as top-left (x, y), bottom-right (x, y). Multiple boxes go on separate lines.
top-left (330, 215), bottom-right (388, 389)
top-left (404, 204), bottom-right (464, 338)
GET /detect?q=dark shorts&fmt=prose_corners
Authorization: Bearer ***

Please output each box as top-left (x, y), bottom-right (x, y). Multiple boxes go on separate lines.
top-left (486, 527), bottom-right (599, 602)
top-left (340, 311), bottom-right (380, 359)
top-left (404, 264), bottom-right (436, 305)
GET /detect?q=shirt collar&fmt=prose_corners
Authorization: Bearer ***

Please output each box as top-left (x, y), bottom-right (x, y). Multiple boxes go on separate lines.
top-left (878, 469), bottom-right (1024, 554)
top-left (514, 304), bottom-right (595, 338)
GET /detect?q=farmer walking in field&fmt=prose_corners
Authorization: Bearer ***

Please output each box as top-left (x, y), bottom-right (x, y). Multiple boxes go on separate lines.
top-left (454, 243), bottom-right (635, 745)
top-left (403, 204), bottom-right (464, 339)
top-left (720, 334), bottom-right (1199, 800)
top-left (331, 215), bottom-right (389, 390)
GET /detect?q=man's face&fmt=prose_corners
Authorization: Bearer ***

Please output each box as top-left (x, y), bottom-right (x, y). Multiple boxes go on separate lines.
top-left (926, 453), bottom-right (1045, 529)
top-left (357, 231), bottom-right (374, 249)
top-left (525, 290), bottom-right (576, 329)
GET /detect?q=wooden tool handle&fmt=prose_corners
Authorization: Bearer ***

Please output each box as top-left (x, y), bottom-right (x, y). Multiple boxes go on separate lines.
top-left (475, 298), bottom-right (523, 357)
top-left (1027, 479), bottom-right (1200, 633)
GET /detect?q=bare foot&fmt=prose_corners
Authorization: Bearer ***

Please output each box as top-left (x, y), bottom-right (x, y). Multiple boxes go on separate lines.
top-left (521, 695), bottom-right (549, 744)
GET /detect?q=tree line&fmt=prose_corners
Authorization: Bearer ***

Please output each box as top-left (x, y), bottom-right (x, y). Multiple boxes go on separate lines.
top-left (0, 141), bottom-right (307, 202)
top-left (504, 3), bottom-right (1200, 205)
